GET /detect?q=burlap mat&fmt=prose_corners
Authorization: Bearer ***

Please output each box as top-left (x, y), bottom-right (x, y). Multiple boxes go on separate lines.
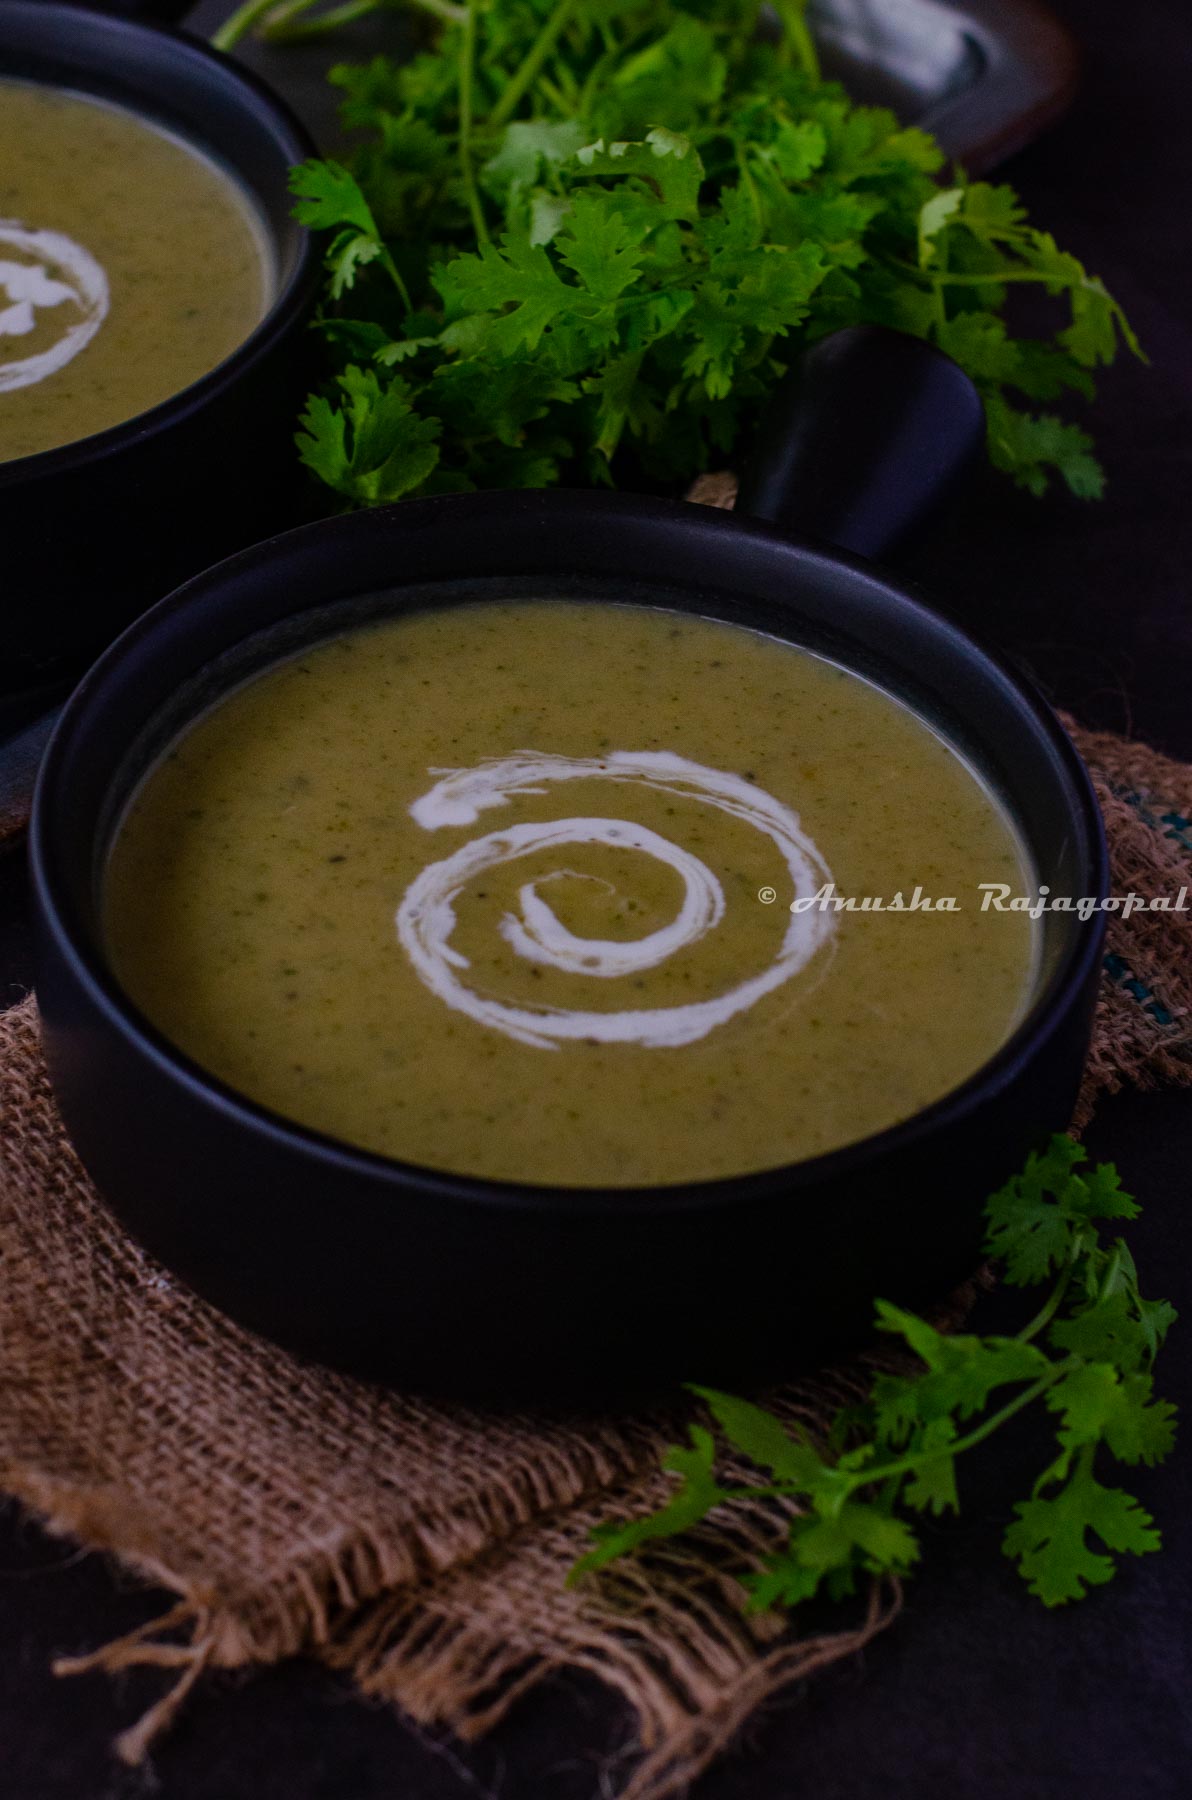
top-left (2, 677), bottom-right (1191, 1795)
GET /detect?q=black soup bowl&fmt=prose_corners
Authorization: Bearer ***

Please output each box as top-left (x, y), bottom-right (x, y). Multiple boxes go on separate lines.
top-left (0, 0), bottom-right (318, 691)
top-left (30, 331), bottom-right (1108, 1402)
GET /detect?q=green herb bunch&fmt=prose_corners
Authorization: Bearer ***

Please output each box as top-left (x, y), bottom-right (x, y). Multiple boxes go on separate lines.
top-left (571, 1138), bottom-right (1177, 1612)
top-left (223, 0), bottom-right (1142, 506)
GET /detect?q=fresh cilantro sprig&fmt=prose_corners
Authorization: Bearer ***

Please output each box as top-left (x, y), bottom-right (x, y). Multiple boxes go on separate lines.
top-left (570, 1138), bottom-right (1177, 1613)
top-left (219, 0), bottom-right (1145, 504)
top-left (217, 0), bottom-right (1141, 506)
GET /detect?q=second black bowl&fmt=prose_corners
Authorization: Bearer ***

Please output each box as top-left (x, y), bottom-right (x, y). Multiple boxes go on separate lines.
top-left (0, 0), bottom-right (318, 692)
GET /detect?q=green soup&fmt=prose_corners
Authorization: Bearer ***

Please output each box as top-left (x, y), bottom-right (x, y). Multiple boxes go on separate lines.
top-left (104, 601), bottom-right (1037, 1187)
top-left (0, 79), bottom-right (272, 461)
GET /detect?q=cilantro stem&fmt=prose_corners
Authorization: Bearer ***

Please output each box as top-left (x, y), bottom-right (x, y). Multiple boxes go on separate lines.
top-left (253, 0), bottom-right (319, 31)
top-left (408, 0), bottom-right (468, 23)
top-left (488, 0), bottom-right (578, 131)
top-left (258, 0), bottom-right (381, 44)
top-left (773, 0), bottom-right (821, 81)
top-left (735, 143), bottom-right (763, 229)
top-left (1015, 1252), bottom-right (1083, 1347)
top-left (1098, 1244), bottom-right (1124, 1302)
top-left (548, 57), bottom-right (581, 110)
top-left (536, 72), bottom-right (573, 115)
top-left (890, 253), bottom-right (1115, 299)
top-left (215, 0), bottom-right (463, 45)
top-left (927, 268), bottom-right (1098, 290)
top-left (843, 1366), bottom-right (1075, 1492)
top-left (211, 0), bottom-right (286, 51)
top-left (578, 31), bottom-right (638, 116)
top-left (708, 1365), bottom-right (1077, 1513)
top-left (378, 248), bottom-right (413, 312)
top-left (272, 0), bottom-right (469, 42)
top-left (457, 0), bottom-right (491, 249)
top-left (717, 1368), bottom-right (1076, 1512)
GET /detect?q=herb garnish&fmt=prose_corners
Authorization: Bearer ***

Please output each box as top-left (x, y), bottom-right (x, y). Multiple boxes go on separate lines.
top-left (571, 1138), bottom-right (1177, 1611)
top-left (217, 0), bottom-right (1142, 507)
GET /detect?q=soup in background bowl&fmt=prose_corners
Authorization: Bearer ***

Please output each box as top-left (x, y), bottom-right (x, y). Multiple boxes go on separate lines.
top-left (0, 0), bottom-right (316, 686)
top-left (0, 77), bottom-right (274, 462)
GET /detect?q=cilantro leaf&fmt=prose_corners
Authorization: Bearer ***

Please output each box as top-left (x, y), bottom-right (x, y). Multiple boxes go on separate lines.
top-left (689, 1386), bottom-right (825, 1486)
top-left (433, 237), bottom-right (574, 353)
top-left (556, 191), bottom-right (648, 302)
top-left (876, 1305), bottom-right (1050, 1422)
top-left (789, 1498), bottom-right (920, 1586)
top-left (1003, 1463), bottom-right (1161, 1605)
top-left (290, 156), bottom-right (380, 235)
top-left (297, 367), bottom-right (441, 503)
top-left (568, 1422), bottom-right (727, 1580)
top-left (573, 130), bottom-right (705, 221)
top-left (291, 159), bottom-right (388, 300)
top-left (1079, 1162), bottom-right (1142, 1223)
top-left (482, 119), bottom-right (589, 200)
top-left (984, 1136), bottom-right (1088, 1283)
top-left (1050, 1291), bottom-right (1160, 1376)
top-left (918, 187), bottom-right (963, 266)
top-left (1042, 1361), bottom-right (1177, 1463)
top-left (763, 118), bottom-right (828, 183)
top-left (902, 1441), bottom-right (959, 1516)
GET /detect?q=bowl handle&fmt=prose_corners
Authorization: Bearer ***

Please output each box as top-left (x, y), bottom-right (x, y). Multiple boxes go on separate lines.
top-left (734, 325), bottom-right (987, 562)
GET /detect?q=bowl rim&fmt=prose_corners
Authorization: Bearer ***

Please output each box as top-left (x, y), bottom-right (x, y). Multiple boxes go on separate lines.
top-left (0, 0), bottom-right (318, 488)
top-left (30, 489), bottom-right (1110, 1217)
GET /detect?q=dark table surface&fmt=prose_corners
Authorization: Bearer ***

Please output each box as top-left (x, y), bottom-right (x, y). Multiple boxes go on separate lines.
top-left (5, 0), bottom-right (1192, 1795)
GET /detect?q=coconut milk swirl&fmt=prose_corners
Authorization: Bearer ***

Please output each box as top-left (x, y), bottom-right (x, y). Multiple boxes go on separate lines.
top-left (396, 750), bottom-right (835, 1049)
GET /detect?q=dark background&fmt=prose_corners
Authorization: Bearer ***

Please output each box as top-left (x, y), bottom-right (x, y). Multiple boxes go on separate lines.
top-left (4, 0), bottom-right (1192, 1794)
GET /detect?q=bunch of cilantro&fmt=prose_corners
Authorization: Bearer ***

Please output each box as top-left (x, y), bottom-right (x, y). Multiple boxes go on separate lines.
top-left (572, 1138), bottom-right (1178, 1613)
top-left (235, 0), bottom-right (1141, 506)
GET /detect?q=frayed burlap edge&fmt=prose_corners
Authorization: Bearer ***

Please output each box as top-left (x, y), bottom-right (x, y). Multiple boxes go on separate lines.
top-left (0, 988), bottom-right (939, 1796)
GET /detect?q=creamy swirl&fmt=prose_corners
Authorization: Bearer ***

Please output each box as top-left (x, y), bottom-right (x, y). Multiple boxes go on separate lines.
top-left (0, 221), bottom-right (109, 395)
top-left (395, 750), bottom-right (834, 1049)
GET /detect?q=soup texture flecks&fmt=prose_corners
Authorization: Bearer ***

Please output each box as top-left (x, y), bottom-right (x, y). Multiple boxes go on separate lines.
top-left (0, 79), bottom-right (271, 461)
top-left (104, 601), bottom-right (1036, 1187)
